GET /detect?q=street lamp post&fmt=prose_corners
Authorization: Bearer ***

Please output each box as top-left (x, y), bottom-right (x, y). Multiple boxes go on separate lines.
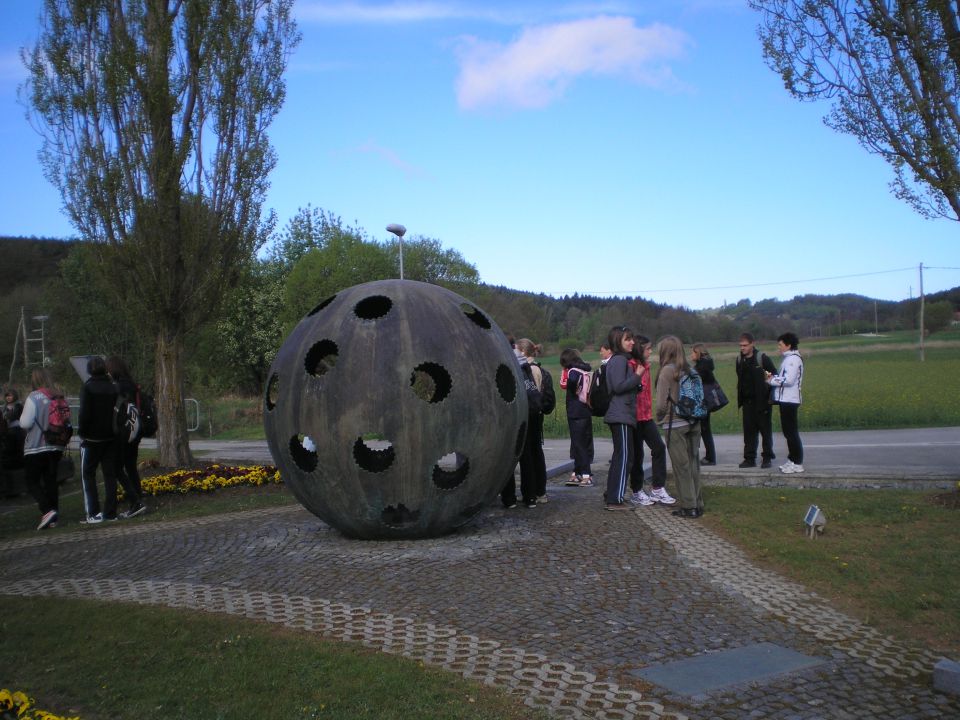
top-left (386, 223), bottom-right (407, 280)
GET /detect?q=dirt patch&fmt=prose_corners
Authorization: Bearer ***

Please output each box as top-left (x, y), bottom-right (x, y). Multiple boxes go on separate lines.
top-left (929, 491), bottom-right (960, 509)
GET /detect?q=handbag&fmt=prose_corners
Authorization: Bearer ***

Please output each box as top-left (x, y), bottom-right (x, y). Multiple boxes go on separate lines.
top-left (703, 381), bottom-right (729, 413)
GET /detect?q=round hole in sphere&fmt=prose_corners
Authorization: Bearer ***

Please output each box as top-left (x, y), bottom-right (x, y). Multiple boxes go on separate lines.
top-left (410, 362), bottom-right (452, 403)
top-left (307, 295), bottom-right (337, 317)
top-left (432, 452), bottom-right (469, 490)
top-left (460, 303), bottom-right (491, 329)
top-left (381, 503), bottom-right (419, 528)
top-left (496, 364), bottom-right (517, 403)
top-left (353, 436), bottom-right (395, 473)
top-left (305, 339), bottom-right (338, 377)
top-left (290, 434), bottom-right (318, 472)
top-left (265, 373), bottom-right (279, 411)
top-left (354, 295), bottom-right (392, 320)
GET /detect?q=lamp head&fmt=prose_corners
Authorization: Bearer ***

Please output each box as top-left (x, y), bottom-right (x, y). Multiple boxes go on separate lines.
top-left (386, 223), bottom-right (406, 238)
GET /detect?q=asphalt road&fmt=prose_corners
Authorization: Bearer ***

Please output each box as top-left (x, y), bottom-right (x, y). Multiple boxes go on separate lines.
top-left (147, 426), bottom-right (960, 488)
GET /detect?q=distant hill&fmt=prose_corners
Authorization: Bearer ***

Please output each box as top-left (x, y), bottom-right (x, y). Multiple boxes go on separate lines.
top-left (0, 236), bottom-right (75, 291)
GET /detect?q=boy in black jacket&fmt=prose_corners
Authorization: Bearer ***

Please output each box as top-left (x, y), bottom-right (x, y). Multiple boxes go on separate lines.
top-left (78, 356), bottom-right (121, 522)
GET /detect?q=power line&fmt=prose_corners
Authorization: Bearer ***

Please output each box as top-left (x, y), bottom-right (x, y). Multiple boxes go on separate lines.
top-left (551, 265), bottom-right (929, 297)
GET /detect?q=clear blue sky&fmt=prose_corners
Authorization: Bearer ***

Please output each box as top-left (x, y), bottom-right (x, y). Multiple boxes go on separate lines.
top-left (2, 1), bottom-right (957, 310)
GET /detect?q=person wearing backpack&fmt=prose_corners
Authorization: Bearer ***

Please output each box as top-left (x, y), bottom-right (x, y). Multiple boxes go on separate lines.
top-left (735, 332), bottom-right (778, 469)
top-left (655, 335), bottom-right (703, 518)
top-left (106, 355), bottom-right (147, 518)
top-left (19, 368), bottom-right (66, 530)
top-left (516, 339), bottom-right (549, 506)
top-left (627, 336), bottom-right (674, 507)
top-left (78, 356), bottom-right (127, 523)
top-left (691, 343), bottom-right (719, 466)
top-left (559, 348), bottom-right (594, 487)
top-left (602, 326), bottom-right (643, 511)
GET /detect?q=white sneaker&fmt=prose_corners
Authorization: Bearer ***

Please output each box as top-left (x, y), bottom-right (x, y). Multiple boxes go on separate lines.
top-left (785, 463), bottom-right (805, 474)
top-left (81, 513), bottom-right (104, 525)
top-left (37, 510), bottom-right (58, 530)
top-left (779, 460), bottom-right (795, 472)
top-left (537, 494), bottom-right (549, 504)
top-left (650, 487), bottom-right (677, 505)
top-left (629, 491), bottom-right (655, 506)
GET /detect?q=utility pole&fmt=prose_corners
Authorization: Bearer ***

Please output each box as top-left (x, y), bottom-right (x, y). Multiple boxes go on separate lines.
top-left (919, 263), bottom-right (925, 362)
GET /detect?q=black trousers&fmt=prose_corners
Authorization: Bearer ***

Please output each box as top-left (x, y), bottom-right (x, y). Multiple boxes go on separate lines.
top-left (700, 413), bottom-right (716, 463)
top-left (630, 419), bottom-right (666, 492)
top-left (742, 404), bottom-right (775, 462)
top-left (567, 415), bottom-right (594, 476)
top-left (24, 450), bottom-right (62, 515)
top-left (778, 402), bottom-right (803, 464)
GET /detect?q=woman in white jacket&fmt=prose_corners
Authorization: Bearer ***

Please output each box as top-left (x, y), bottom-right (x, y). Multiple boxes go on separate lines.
top-left (766, 332), bottom-right (804, 474)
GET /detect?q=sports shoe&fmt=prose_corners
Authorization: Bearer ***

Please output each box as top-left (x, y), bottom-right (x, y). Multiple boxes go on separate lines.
top-left (650, 487), bottom-right (677, 505)
top-left (779, 460), bottom-right (795, 472)
top-left (578, 475), bottom-right (595, 487)
top-left (565, 473), bottom-right (582, 486)
top-left (629, 491), bottom-right (655, 506)
top-left (81, 513), bottom-right (104, 525)
top-left (537, 494), bottom-right (549, 504)
top-left (760, 460), bottom-right (773, 469)
top-left (120, 504), bottom-right (147, 519)
top-left (738, 460), bottom-right (756, 468)
top-left (783, 463), bottom-right (805, 474)
top-left (503, 501), bottom-right (517, 509)
top-left (37, 510), bottom-right (57, 530)
top-left (524, 500), bottom-right (537, 508)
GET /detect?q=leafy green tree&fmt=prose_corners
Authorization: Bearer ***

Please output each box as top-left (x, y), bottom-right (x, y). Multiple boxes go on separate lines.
top-left (384, 236), bottom-right (480, 285)
top-left (282, 236), bottom-right (395, 328)
top-left (750, 1), bottom-right (960, 220)
top-left (214, 260), bottom-right (286, 393)
top-left (924, 299), bottom-right (955, 333)
top-left (22, 0), bottom-right (299, 465)
top-left (268, 206), bottom-right (368, 271)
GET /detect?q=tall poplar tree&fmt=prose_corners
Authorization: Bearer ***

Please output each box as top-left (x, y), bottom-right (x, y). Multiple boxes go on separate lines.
top-left (750, 0), bottom-right (960, 220)
top-left (22, 0), bottom-right (300, 464)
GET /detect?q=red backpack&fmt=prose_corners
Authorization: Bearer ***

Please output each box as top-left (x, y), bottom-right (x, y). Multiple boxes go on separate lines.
top-left (40, 388), bottom-right (73, 447)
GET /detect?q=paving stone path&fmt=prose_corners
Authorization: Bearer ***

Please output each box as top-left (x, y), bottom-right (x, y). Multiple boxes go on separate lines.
top-left (1, 478), bottom-right (957, 719)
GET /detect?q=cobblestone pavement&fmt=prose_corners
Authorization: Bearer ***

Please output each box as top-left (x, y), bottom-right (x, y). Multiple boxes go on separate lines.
top-left (1, 475), bottom-right (957, 719)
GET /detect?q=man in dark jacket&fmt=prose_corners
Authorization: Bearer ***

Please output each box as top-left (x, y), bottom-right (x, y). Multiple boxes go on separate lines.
top-left (735, 333), bottom-right (777, 468)
top-left (78, 356), bottom-right (119, 522)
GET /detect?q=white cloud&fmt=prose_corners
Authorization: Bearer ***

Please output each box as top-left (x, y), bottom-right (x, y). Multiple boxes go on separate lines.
top-left (454, 16), bottom-right (690, 111)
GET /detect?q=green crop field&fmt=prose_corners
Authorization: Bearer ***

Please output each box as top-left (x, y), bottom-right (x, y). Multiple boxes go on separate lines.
top-left (539, 330), bottom-right (960, 438)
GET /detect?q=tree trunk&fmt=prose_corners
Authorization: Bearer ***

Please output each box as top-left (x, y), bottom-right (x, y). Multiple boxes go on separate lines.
top-left (156, 328), bottom-right (193, 467)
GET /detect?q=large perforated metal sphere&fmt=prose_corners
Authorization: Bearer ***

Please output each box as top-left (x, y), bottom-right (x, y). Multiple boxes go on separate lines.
top-left (263, 280), bottom-right (528, 539)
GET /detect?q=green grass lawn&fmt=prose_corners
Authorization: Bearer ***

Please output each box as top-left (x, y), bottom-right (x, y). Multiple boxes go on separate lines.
top-left (700, 485), bottom-right (960, 656)
top-left (0, 596), bottom-right (548, 720)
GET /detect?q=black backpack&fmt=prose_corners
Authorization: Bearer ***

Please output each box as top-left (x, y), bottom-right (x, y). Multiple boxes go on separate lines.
top-left (538, 365), bottom-right (556, 415)
top-left (589, 363), bottom-right (610, 417)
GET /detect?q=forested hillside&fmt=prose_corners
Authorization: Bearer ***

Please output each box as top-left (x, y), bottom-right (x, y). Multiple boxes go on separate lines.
top-left (2, 233), bottom-right (955, 396)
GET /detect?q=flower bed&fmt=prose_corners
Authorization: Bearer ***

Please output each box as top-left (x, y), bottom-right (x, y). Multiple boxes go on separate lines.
top-left (140, 464), bottom-right (283, 496)
top-left (0, 689), bottom-right (79, 720)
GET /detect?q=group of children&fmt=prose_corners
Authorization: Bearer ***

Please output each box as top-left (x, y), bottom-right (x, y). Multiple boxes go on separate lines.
top-left (5, 356), bottom-right (149, 531)
top-left (542, 327), bottom-right (710, 517)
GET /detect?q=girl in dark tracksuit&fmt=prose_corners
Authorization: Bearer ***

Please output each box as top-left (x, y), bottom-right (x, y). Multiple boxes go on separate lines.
top-left (602, 327), bottom-right (643, 510)
top-left (559, 348), bottom-right (594, 486)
